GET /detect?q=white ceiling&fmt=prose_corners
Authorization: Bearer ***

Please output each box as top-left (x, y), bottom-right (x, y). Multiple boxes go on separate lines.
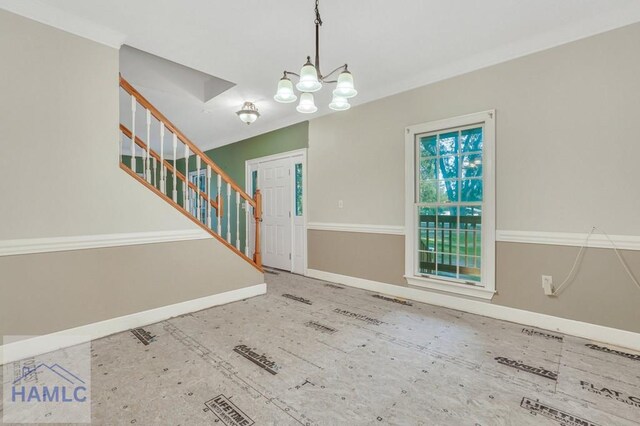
top-left (3, 0), bottom-right (640, 151)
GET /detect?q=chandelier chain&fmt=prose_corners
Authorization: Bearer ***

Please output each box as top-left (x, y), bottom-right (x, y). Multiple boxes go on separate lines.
top-left (314, 0), bottom-right (323, 26)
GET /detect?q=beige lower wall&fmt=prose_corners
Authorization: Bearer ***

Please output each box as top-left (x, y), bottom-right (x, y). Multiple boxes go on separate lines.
top-left (308, 230), bottom-right (640, 333)
top-left (308, 230), bottom-right (406, 286)
top-left (494, 242), bottom-right (640, 333)
top-left (0, 239), bottom-right (263, 338)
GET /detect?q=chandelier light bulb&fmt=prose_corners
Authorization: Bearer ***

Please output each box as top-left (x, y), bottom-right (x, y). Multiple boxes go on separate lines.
top-left (329, 94), bottom-right (350, 111)
top-left (296, 93), bottom-right (318, 114)
top-left (296, 58), bottom-right (322, 93)
top-left (274, 75), bottom-right (297, 103)
top-left (333, 69), bottom-right (357, 98)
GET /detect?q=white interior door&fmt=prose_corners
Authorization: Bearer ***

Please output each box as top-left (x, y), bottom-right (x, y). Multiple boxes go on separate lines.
top-left (260, 157), bottom-right (292, 270)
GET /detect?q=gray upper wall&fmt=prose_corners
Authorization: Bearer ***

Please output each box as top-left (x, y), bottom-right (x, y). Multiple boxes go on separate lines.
top-left (308, 22), bottom-right (640, 236)
top-left (0, 9), bottom-right (201, 240)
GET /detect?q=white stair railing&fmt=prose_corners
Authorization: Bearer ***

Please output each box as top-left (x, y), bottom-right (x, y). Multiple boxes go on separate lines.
top-left (118, 76), bottom-right (262, 270)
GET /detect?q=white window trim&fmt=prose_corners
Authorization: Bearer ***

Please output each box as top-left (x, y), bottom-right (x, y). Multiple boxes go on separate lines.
top-left (404, 110), bottom-right (496, 300)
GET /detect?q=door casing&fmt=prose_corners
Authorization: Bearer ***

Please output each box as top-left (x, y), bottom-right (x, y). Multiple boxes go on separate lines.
top-left (245, 149), bottom-right (308, 274)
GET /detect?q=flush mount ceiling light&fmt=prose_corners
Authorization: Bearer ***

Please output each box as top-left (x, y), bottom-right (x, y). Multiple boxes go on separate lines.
top-left (274, 0), bottom-right (357, 113)
top-left (236, 101), bottom-right (260, 125)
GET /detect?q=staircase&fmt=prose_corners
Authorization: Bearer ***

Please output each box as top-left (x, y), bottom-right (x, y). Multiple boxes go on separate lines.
top-left (118, 76), bottom-right (262, 271)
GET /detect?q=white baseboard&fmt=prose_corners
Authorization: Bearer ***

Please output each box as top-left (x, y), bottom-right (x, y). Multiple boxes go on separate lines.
top-left (1, 283), bottom-right (266, 365)
top-left (0, 229), bottom-right (211, 257)
top-left (306, 269), bottom-right (640, 351)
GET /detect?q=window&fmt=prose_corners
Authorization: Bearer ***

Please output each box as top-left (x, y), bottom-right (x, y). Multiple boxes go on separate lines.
top-left (251, 170), bottom-right (258, 196)
top-left (188, 170), bottom-right (208, 222)
top-left (405, 111), bottom-right (495, 299)
top-left (295, 163), bottom-right (303, 216)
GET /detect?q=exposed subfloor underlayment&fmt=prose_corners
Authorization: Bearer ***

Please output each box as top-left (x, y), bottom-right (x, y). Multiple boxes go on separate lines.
top-left (3, 272), bottom-right (640, 425)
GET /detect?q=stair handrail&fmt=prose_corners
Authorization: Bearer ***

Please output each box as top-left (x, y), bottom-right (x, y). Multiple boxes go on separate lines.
top-left (119, 76), bottom-right (255, 208)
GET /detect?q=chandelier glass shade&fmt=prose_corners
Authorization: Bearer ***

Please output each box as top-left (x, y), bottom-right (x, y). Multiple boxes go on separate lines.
top-left (296, 93), bottom-right (318, 114)
top-left (333, 70), bottom-right (357, 98)
top-left (274, 76), bottom-right (297, 103)
top-left (296, 59), bottom-right (323, 93)
top-left (328, 93), bottom-right (350, 111)
top-left (274, 0), bottom-right (356, 113)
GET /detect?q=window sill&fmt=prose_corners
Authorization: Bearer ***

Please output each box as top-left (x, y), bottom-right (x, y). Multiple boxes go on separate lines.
top-left (404, 275), bottom-right (495, 300)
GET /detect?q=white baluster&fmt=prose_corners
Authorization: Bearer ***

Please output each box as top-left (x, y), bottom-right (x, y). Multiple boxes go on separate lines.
top-left (130, 96), bottom-right (136, 172)
top-left (235, 192), bottom-right (240, 249)
top-left (245, 200), bottom-right (250, 256)
top-left (145, 110), bottom-right (151, 182)
top-left (130, 143), bottom-right (136, 172)
top-left (207, 165), bottom-right (212, 229)
top-left (217, 174), bottom-right (222, 235)
top-left (226, 182), bottom-right (231, 243)
top-left (184, 145), bottom-right (190, 213)
top-left (196, 156), bottom-right (201, 221)
top-left (152, 157), bottom-right (157, 186)
top-left (159, 123), bottom-right (166, 193)
top-left (172, 134), bottom-right (178, 202)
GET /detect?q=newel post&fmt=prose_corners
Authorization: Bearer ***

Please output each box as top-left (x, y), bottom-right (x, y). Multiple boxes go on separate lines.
top-left (253, 189), bottom-right (262, 268)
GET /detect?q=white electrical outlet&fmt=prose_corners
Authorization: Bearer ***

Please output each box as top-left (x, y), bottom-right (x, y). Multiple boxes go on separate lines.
top-left (542, 275), bottom-right (554, 296)
top-left (338, 200), bottom-right (344, 208)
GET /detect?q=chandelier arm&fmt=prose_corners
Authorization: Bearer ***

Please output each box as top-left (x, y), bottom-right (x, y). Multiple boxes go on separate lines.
top-left (284, 71), bottom-right (300, 78)
top-left (320, 64), bottom-right (348, 81)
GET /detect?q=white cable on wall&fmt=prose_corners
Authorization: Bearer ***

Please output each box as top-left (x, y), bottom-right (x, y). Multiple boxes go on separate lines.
top-left (598, 227), bottom-right (640, 290)
top-left (553, 226), bottom-right (640, 296)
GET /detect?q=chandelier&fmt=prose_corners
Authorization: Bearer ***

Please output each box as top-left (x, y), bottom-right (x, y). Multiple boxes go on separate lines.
top-left (273, 0), bottom-right (357, 113)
